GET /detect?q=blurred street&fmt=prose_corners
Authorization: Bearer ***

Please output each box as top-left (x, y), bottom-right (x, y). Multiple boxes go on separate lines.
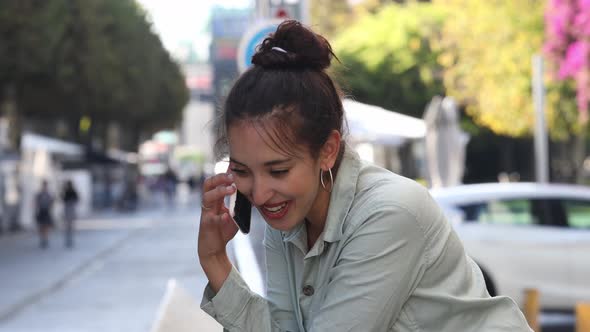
top-left (2, 1), bottom-right (590, 330)
top-left (0, 197), bottom-right (218, 332)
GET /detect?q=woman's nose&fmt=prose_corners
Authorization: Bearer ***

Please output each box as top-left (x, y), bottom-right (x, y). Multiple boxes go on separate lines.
top-left (251, 178), bottom-right (272, 206)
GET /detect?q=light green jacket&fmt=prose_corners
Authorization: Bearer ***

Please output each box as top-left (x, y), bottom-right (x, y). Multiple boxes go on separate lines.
top-left (201, 149), bottom-right (532, 332)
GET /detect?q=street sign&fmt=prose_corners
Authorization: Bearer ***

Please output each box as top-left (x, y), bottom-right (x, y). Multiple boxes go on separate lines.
top-left (237, 19), bottom-right (284, 73)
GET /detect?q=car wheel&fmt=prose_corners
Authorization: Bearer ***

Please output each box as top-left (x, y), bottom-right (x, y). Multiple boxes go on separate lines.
top-left (480, 267), bottom-right (497, 297)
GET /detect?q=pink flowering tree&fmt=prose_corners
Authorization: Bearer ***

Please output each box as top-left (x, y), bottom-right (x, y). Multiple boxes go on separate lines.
top-left (544, 0), bottom-right (590, 182)
top-left (544, 0), bottom-right (590, 123)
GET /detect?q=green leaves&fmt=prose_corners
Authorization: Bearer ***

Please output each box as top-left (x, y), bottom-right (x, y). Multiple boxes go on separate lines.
top-left (333, 3), bottom-right (447, 118)
top-left (332, 0), bottom-right (580, 139)
top-left (0, 0), bottom-right (188, 141)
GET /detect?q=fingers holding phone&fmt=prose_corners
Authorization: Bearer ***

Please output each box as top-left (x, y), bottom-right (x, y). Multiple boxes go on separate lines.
top-left (198, 172), bottom-right (239, 260)
top-left (201, 173), bottom-right (235, 213)
top-left (200, 171), bottom-right (252, 234)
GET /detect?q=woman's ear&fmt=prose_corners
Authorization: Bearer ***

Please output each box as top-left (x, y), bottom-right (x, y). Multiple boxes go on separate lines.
top-left (320, 130), bottom-right (341, 170)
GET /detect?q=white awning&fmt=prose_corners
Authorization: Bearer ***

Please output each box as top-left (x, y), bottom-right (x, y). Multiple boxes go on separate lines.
top-left (21, 132), bottom-right (83, 156)
top-left (343, 99), bottom-right (426, 146)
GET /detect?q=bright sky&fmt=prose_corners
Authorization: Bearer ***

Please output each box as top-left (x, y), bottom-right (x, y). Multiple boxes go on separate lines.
top-left (136, 0), bottom-right (252, 61)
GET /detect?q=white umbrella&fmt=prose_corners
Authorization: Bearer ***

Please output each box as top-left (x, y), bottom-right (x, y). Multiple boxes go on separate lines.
top-left (423, 96), bottom-right (469, 188)
top-left (343, 99), bottom-right (426, 146)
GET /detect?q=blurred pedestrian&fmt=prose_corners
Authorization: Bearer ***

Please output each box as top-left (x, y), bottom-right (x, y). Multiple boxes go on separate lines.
top-left (163, 168), bottom-right (178, 208)
top-left (4, 174), bottom-right (22, 232)
top-left (118, 179), bottom-right (138, 211)
top-left (61, 180), bottom-right (79, 248)
top-left (187, 176), bottom-right (196, 192)
top-left (198, 20), bottom-right (532, 331)
top-left (35, 180), bottom-right (54, 249)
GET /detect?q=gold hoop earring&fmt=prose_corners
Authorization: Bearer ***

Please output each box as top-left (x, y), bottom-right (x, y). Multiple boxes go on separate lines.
top-left (320, 168), bottom-right (333, 193)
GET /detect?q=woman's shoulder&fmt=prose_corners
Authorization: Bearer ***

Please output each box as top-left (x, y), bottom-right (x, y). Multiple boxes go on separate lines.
top-left (345, 162), bottom-right (447, 240)
top-left (355, 163), bottom-right (432, 213)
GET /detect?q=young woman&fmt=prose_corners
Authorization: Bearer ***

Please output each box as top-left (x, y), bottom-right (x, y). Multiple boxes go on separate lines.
top-left (61, 180), bottom-right (79, 248)
top-left (36, 180), bottom-right (54, 249)
top-left (198, 20), bottom-right (532, 331)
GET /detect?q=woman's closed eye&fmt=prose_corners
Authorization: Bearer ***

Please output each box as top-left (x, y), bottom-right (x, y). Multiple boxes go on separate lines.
top-left (230, 168), bottom-right (248, 176)
top-left (270, 169), bottom-right (289, 176)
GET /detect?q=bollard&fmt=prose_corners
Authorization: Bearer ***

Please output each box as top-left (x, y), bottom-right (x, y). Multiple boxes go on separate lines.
top-left (578, 303), bottom-right (590, 332)
top-left (524, 288), bottom-right (541, 332)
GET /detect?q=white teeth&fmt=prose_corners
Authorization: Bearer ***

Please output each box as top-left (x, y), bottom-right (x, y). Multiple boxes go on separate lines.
top-left (264, 202), bottom-right (287, 213)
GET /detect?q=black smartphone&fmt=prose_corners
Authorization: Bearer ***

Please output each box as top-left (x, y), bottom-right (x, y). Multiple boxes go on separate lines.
top-left (232, 190), bottom-right (252, 234)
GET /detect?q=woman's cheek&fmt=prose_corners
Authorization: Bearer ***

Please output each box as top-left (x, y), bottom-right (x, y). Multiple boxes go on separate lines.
top-left (233, 178), bottom-right (249, 195)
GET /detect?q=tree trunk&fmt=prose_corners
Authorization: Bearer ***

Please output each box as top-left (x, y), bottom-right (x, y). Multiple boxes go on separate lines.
top-left (2, 84), bottom-right (21, 151)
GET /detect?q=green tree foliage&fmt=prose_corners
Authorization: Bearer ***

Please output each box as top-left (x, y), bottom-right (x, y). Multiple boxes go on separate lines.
top-left (0, 0), bottom-right (188, 147)
top-left (310, 0), bottom-right (391, 38)
top-left (434, 0), bottom-right (578, 139)
top-left (310, 0), bottom-right (352, 37)
top-left (332, 0), bottom-right (579, 140)
top-left (332, 2), bottom-right (447, 118)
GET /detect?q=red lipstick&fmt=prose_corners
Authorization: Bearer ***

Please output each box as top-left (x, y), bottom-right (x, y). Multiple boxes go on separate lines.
top-left (260, 201), bottom-right (290, 219)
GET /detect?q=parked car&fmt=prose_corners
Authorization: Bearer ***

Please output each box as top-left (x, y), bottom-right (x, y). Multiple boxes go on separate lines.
top-left (430, 182), bottom-right (590, 311)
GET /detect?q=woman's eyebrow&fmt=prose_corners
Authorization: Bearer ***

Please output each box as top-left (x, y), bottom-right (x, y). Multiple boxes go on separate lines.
top-left (229, 158), bottom-right (291, 167)
top-left (263, 158), bottom-right (291, 166)
top-left (229, 158), bottom-right (246, 166)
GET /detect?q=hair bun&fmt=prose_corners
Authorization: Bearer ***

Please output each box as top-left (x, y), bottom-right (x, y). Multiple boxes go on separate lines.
top-left (251, 20), bottom-right (336, 70)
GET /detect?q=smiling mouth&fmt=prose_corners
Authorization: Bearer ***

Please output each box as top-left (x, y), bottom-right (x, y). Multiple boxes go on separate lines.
top-left (261, 201), bottom-right (290, 219)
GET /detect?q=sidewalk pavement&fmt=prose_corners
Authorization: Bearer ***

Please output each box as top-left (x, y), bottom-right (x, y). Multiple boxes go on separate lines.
top-left (0, 209), bottom-right (158, 322)
top-left (0, 203), bottom-right (224, 332)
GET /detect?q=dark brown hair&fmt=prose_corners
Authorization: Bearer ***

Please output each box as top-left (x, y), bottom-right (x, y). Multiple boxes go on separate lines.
top-left (216, 20), bottom-right (345, 167)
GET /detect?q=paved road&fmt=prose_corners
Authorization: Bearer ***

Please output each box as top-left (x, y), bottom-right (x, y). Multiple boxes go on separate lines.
top-left (0, 204), bottom-right (222, 332)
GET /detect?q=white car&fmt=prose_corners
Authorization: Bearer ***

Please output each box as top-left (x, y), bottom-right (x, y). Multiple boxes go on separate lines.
top-left (430, 182), bottom-right (590, 310)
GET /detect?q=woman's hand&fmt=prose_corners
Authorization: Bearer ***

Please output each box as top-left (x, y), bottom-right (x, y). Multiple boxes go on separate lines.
top-left (198, 172), bottom-right (238, 292)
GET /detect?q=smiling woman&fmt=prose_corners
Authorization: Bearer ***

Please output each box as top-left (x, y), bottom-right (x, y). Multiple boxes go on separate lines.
top-left (197, 20), bottom-right (533, 332)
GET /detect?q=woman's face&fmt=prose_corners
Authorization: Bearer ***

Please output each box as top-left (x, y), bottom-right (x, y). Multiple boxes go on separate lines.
top-left (227, 121), bottom-right (322, 232)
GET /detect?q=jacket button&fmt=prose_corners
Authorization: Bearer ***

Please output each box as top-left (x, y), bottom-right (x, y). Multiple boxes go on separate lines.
top-left (302, 285), bottom-right (314, 296)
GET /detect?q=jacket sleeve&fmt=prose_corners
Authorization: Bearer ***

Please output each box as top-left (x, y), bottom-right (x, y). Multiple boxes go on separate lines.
top-left (200, 227), bottom-right (297, 332)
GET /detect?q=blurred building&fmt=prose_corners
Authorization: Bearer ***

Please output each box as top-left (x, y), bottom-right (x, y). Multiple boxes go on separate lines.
top-left (210, 6), bottom-right (253, 110)
top-left (180, 63), bottom-right (215, 168)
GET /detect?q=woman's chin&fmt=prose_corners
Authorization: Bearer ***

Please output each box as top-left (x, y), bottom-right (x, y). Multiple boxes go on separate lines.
top-left (257, 202), bottom-right (300, 231)
top-left (262, 215), bottom-right (301, 232)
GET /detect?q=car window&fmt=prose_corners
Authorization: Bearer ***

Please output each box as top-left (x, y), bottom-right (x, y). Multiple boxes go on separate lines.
top-left (457, 198), bottom-right (580, 228)
top-left (458, 199), bottom-right (534, 225)
top-left (481, 199), bottom-right (534, 225)
top-left (530, 199), bottom-right (568, 227)
top-left (563, 199), bottom-right (590, 229)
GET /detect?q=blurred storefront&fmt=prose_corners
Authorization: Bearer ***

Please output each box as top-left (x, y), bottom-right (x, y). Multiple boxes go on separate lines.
top-left (0, 132), bottom-right (140, 230)
top-left (19, 133), bottom-right (87, 229)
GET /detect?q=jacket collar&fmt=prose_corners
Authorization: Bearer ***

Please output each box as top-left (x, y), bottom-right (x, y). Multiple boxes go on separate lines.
top-left (322, 147), bottom-right (361, 243)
